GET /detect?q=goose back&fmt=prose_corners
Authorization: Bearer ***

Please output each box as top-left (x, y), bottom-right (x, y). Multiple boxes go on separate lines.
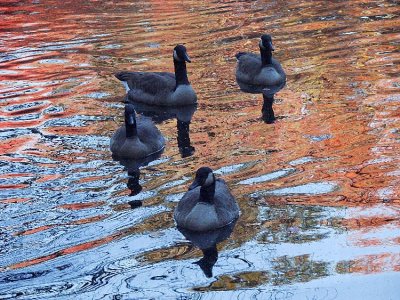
top-left (115, 71), bottom-right (175, 94)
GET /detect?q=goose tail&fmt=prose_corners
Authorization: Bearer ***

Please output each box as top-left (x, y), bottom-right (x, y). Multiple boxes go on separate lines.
top-left (115, 72), bottom-right (131, 92)
top-left (115, 72), bottom-right (131, 82)
top-left (235, 52), bottom-right (246, 60)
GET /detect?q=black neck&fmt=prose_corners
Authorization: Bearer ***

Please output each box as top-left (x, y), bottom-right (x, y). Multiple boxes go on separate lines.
top-left (125, 116), bottom-right (137, 138)
top-left (260, 47), bottom-right (273, 65)
top-left (174, 59), bottom-right (190, 87)
top-left (262, 94), bottom-right (275, 124)
top-left (199, 179), bottom-right (215, 204)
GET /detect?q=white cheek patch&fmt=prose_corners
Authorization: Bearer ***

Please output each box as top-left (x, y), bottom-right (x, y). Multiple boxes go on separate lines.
top-left (259, 39), bottom-right (266, 50)
top-left (173, 50), bottom-right (180, 61)
top-left (204, 172), bottom-right (214, 186)
top-left (122, 81), bottom-right (130, 92)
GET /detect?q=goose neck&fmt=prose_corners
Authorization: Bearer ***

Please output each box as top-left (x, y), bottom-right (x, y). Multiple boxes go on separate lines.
top-left (174, 59), bottom-right (190, 87)
top-left (260, 47), bottom-right (273, 65)
top-left (199, 181), bottom-right (215, 204)
top-left (125, 116), bottom-right (137, 138)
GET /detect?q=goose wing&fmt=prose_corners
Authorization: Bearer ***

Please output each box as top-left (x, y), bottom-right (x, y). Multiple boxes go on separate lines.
top-left (136, 117), bottom-right (165, 153)
top-left (213, 179), bottom-right (240, 224)
top-left (174, 188), bottom-right (200, 224)
top-left (271, 57), bottom-right (286, 85)
top-left (115, 72), bottom-right (176, 95)
top-left (236, 53), bottom-right (263, 81)
top-left (110, 126), bottom-right (127, 155)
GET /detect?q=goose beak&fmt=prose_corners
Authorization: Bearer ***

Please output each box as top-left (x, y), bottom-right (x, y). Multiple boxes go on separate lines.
top-left (269, 41), bottom-right (275, 51)
top-left (183, 52), bottom-right (191, 63)
top-left (189, 178), bottom-right (200, 190)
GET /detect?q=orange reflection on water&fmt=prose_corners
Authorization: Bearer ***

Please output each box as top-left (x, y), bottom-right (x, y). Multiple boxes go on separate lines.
top-left (57, 201), bottom-right (106, 210)
top-left (14, 214), bottom-right (110, 237)
top-left (0, 197), bottom-right (31, 204)
top-left (8, 212), bottom-right (171, 270)
top-left (338, 253), bottom-right (400, 275)
top-left (0, 0), bottom-right (399, 292)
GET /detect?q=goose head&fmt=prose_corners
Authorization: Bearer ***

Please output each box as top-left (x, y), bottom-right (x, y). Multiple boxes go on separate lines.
top-left (189, 167), bottom-right (215, 190)
top-left (173, 44), bottom-right (191, 63)
top-left (124, 104), bottom-right (137, 138)
top-left (259, 34), bottom-right (274, 51)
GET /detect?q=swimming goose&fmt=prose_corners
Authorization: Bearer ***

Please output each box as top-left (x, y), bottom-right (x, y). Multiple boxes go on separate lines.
top-left (110, 104), bottom-right (165, 159)
top-left (236, 34), bottom-right (286, 93)
top-left (174, 167), bottom-right (240, 232)
top-left (115, 45), bottom-right (197, 106)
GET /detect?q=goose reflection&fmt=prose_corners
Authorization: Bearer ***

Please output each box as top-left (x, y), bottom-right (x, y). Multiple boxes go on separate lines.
top-left (113, 150), bottom-right (163, 207)
top-left (177, 220), bottom-right (237, 278)
top-left (127, 100), bottom-right (197, 158)
top-left (261, 86), bottom-right (283, 124)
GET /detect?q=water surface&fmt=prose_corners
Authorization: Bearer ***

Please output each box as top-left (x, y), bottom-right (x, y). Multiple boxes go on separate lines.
top-left (0, 0), bottom-right (399, 299)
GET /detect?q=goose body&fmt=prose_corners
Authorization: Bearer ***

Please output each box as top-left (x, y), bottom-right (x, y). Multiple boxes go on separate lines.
top-left (115, 45), bottom-right (197, 106)
top-left (236, 34), bottom-right (286, 93)
top-left (110, 104), bottom-right (165, 159)
top-left (174, 167), bottom-right (240, 232)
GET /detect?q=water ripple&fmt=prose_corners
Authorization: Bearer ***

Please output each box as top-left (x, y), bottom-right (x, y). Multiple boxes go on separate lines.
top-left (1, 0), bottom-right (399, 298)
top-left (250, 182), bottom-right (340, 198)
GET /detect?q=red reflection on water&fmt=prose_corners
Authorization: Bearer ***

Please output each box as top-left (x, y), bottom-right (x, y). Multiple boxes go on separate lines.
top-left (339, 253), bottom-right (400, 275)
top-left (14, 215), bottom-right (110, 237)
top-left (0, 197), bottom-right (31, 204)
top-left (0, 0), bottom-right (399, 283)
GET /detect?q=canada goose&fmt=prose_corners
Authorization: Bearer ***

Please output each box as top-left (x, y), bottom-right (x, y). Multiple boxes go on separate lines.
top-left (236, 34), bottom-right (286, 94)
top-left (110, 104), bottom-right (165, 159)
top-left (174, 167), bottom-right (240, 232)
top-left (115, 45), bottom-right (197, 106)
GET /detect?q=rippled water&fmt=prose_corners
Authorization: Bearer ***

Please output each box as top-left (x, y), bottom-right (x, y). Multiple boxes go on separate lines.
top-left (1, 0), bottom-right (399, 299)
